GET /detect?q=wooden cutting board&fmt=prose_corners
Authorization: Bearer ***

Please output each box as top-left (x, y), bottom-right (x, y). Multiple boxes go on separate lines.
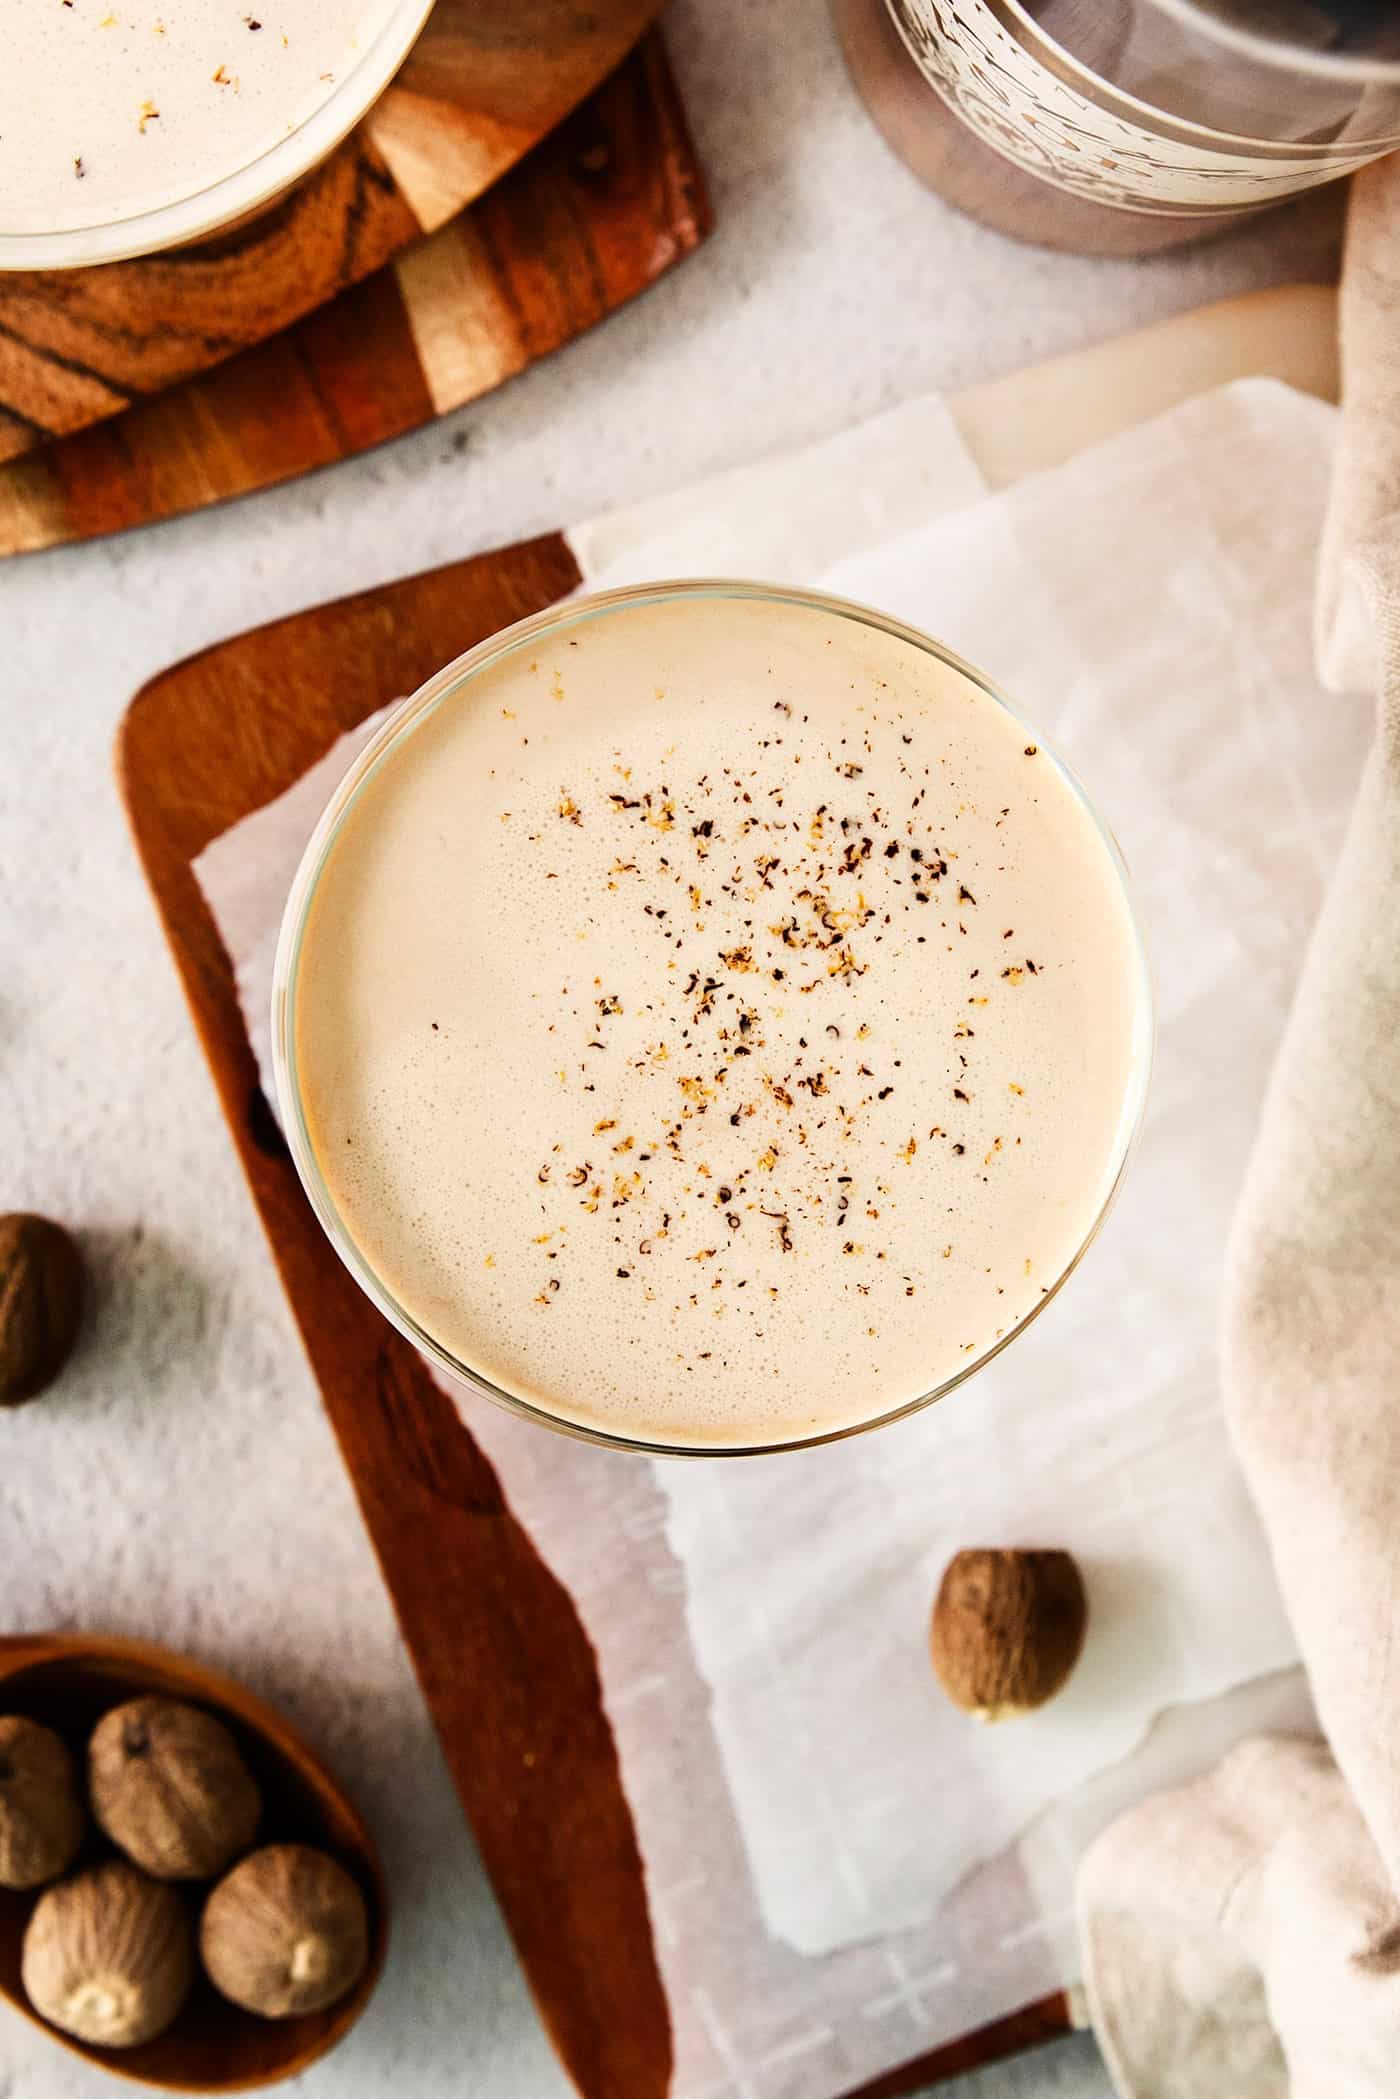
top-left (117, 535), bottom-right (1068, 2099)
top-left (116, 283), bottom-right (1338, 2099)
top-left (0, 0), bottom-right (659, 462)
top-left (0, 31), bottom-right (709, 558)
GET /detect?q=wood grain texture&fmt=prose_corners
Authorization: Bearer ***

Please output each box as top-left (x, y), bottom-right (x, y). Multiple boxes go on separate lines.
top-left (0, 1633), bottom-right (387, 2092)
top-left (367, 0), bottom-right (657, 230)
top-left (117, 537), bottom-right (1067, 2099)
top-left (117, 538), bottom-right (679, 2099)
top-left (0, 0), bottom-right (659, 463)
top-left (834, 1996), bottom-right (1073, 2099)
top-left (0, 33), bottom-right (711, 557)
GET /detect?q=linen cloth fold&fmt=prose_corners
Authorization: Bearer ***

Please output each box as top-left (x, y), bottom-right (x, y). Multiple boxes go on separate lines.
top-left (1079, 151), bottom-right (1400, 2099)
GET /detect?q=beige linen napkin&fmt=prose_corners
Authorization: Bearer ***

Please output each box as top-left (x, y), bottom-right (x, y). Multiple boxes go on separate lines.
top-left (1080, 151), bottom-right (1400, 2099)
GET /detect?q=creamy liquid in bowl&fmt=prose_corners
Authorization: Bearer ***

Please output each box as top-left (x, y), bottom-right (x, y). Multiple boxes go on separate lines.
top-left (4, 0), bottom-right (403, 235)
top-left (288, 591), bottom-right (1148, 1450)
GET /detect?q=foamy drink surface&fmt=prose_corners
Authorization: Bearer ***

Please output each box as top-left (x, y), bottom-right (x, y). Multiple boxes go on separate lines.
top-left (291, 592), bottom-right (1146, 1448)
top-left (5, 0), bottom-right (402, 234)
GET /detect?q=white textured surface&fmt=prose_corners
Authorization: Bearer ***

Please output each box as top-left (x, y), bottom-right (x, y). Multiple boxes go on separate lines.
top-left (0, 0), bottom-right (1348, 2091)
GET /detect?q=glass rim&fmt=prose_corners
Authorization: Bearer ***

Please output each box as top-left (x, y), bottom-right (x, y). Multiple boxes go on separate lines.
top-left (0, 0), bottom-right (434, 271)
top-left (976, 0), bottom-right (1400, 160)
top-left (271, 578), bottom-right (1155, 1460)
top-left (1141, 0), bottom-right (1400, 87)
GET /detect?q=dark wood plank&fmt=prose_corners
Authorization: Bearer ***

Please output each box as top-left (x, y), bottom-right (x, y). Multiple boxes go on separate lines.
top-left (0, 0), bottom-right (660, 462)
top-left (834, 1995), bottom-right (1072, 2099)
top-left (118, 538), bottom-right (679, 2099)
top-left (0, 33), bottom-right (711, 556)
top-left (15, 0), bottom-right (1090, 2076)
top-left (118, 541), bottom-right (1064, 2099)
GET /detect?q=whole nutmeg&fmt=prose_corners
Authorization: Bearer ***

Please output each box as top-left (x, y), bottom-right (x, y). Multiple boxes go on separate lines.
top-left (930, 1548), bottom-right (1087, 1721)
top-left (0, 1213), bottom-right (84, 1406)
top-left (89, 1697), bottom-right (261, 1881)
top-left (201, 1844), bottom-right (370, 2019)
top-left (22, 1858), bottom-right (194, 2048)
top-left (0, 1716), bottom-right (86, 1889)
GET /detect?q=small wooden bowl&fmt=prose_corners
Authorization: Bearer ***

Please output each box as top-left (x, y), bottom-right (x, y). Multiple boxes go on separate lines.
top-left (0, 1633), bottom-right (388, 2090)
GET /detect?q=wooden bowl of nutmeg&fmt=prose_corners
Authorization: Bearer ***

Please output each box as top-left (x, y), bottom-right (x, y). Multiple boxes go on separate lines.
top-left (0, 1633), bottom-right (387, 2090)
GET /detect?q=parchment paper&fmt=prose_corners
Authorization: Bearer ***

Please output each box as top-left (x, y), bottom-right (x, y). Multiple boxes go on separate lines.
top-left (195, 378), bottom-right (1354, 2092)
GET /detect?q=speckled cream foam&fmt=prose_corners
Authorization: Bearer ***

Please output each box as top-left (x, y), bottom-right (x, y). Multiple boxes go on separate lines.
top-left (3, 0), bottom-right (399, 234)
top-left (291, 593), bottom-right (1146, 1449)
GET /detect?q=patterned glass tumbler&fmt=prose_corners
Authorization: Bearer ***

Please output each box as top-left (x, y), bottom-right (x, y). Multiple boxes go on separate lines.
top-left (836, 0), bottom-right (1400, 255)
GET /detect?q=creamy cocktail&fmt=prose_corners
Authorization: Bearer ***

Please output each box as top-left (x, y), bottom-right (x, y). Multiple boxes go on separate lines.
top-left (275, 584), bottom-right (1149, 1453)
top-left (3, 0), bottom-right (431, 266)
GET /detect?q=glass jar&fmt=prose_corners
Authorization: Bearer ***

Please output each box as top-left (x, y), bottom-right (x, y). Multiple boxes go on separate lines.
top-left (837, 0), bottom-right (1400, 254)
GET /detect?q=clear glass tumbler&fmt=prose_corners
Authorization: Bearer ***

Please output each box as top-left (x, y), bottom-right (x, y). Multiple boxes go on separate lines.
top-left (272, 580), bottom-right (1153, 1458)
top-left (0, 0), bottom-right (435, 272)
top-left (837, 0), bottom-right (1400, 254)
